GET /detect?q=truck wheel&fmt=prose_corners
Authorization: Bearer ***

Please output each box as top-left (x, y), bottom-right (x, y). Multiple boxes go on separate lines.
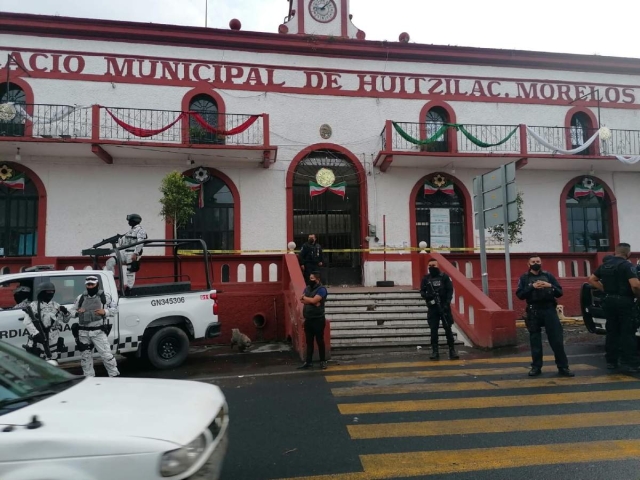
top-left (147, 326), bottom-right (189, 370)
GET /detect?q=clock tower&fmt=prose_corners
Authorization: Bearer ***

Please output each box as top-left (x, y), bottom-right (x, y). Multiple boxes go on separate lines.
top-left (279, 0), bottom-right (366, 40)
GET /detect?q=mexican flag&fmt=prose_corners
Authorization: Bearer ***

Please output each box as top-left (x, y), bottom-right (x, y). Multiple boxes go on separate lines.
top-left (573, 185), bottom-right (591, 198)
top-left (0, 173), bottom-right (25, 190)
top-left (574, 184), bottom-right (604, 199)
top-left (184, 177), bottom-right (204, 208)
top-left (310, 181), bottom-right (347, 198)
top-left (591, 184), bottom-right (605, 197)
top-left (328, 181), bottom-right (346, 198)
top-left (424, 180), bottom-right (454, 196)
top-left (310, 181), bottom-right (328, 197)
top-left (439, 181), bottom-right (455, 195)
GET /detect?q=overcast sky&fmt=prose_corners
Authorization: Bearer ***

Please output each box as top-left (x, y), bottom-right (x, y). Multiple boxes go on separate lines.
top-left (1, 0), bottom-right (637, 58)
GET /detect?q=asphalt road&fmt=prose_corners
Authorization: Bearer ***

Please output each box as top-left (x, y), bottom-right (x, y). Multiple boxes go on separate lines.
top-left (64, 328), bottom-right (640, 480)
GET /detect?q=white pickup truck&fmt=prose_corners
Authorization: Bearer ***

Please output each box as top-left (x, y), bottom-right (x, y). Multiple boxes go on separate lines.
top-left (0, 239), bottom-right (221, 369)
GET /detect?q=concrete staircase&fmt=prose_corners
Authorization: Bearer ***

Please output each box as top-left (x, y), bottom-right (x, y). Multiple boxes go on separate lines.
top-left (326, 289), bottom-right (466, 349)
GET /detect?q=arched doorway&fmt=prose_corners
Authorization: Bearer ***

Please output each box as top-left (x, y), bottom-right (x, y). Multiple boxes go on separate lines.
top-left (291, 149), bottom-right (363, 285)
top-left (563, 176), bottom-right (614, 252)
top-left (176, 167), bottom-right (239, 251)
top-left (0, 163), bottom-right (39, 256)
top-left (188, 94), bottom-right (223, 145)
top-left (412, 173), bottom-right (469, 250)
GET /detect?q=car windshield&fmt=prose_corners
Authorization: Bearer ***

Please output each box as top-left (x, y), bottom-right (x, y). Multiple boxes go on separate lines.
top-left (0, 341), bottom-right (82, 415)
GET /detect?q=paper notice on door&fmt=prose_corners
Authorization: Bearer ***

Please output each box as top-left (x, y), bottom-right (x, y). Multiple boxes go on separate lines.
top-left (430, 208), bottom-right (451, 249)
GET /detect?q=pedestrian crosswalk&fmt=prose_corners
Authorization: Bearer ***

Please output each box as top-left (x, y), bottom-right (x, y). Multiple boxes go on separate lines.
top-left (279, 353), bottom-right (640, 480)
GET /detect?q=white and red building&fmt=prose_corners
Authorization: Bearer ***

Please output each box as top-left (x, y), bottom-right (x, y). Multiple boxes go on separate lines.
top-left (1, 0), bottom-right (640, 347)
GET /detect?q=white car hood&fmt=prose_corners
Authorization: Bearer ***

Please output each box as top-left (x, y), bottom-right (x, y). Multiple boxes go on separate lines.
top-left (2, 377), bottom-right (224, 447)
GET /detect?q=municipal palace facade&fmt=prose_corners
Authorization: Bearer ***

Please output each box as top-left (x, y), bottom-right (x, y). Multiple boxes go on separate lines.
top-left (1, 0), bottom-right (640, 293)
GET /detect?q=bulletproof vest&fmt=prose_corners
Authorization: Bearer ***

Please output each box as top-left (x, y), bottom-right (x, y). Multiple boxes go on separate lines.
top-left (303, 243), bottom-right (322, 264)
top-left (303, 284), bottom-right (326, 320)
top-left (527, 272), bottom-right (556, 305)
top-left (78, 293), bottom-right (105, 326)
top-left (122, 226), bottom-right (147, 247)
top-left (599, 258), bottom-right (634, 297)
top-left (426, 275), bottom-right (447, 300)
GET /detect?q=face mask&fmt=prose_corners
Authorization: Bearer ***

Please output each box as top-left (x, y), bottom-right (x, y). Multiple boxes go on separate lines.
top-left (128, 220), bottom-right (137, 227)
top-left (87, 285), bottom-right (99, 296)
top-left (530, 264), bottom-right (542, 272)
top-left (429, 267), bottom-right (440, 276)
top-left (308, 238), bottom-right (315, 244)
top-left (39, 292), bottom-right (55, 303)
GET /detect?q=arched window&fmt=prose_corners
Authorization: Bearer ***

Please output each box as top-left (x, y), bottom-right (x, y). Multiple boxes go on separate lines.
top-left (565, 177), bottom-right (611, 252)
top-left (188, 94), bottom-right (223, 145)
top-left (570, 112), bottom-right (595, 154)
top-left (177, 170), bottom-right (235, 250)
top-left (415, 173), bottom-right (465, 249)
top-left (0, 82), bottom-right (26, 137)
top-left (0, 164), bottom-right (39, 256)
top-left (424, 107), bottom-right (449, 152)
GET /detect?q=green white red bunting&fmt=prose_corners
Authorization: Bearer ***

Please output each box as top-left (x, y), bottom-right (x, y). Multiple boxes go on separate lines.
top-left (574, 183), bottom-right (604, 199)
top-left (309, 181), bottom-right (347, 198)
top-left (0, 173), bottom-right (25, 190)
top-left (184, 177), bottom-right (205, 208)
top-left (424, 180), bottom-right (454, 196)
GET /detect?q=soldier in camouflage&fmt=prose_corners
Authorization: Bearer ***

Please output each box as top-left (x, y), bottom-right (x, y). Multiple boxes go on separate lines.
top-left (105, 213), bottom-right (147, 290)
top-left (70, 275), bottom-right (120, 377)
top-left (23, 282), bottom-right (71, 364)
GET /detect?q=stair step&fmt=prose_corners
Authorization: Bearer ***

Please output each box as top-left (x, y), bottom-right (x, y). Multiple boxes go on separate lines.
top-left (327, 299), bottom-right (426, 307)
top-left (326, 306), bottom-right (428, 314)
top-left (332, 336), bottom-right (463, 347)
top-left (332, 326), bottom-right (443, 335)
top-left (331, 331), bottom-right (454, 339)
top-left (328, 312), bottom-right (429, 321)
top-left (328, 293), bottom-right (423, 300)
top-left (329, 319), bottom-right (429, 327)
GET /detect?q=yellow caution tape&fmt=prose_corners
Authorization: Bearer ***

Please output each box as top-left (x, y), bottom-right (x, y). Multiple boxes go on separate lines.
top-left (177, 246), bottom-right (506, 255)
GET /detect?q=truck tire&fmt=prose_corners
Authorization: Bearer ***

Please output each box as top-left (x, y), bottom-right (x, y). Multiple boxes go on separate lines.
top-left (146, 326), bottom-right (189, 370)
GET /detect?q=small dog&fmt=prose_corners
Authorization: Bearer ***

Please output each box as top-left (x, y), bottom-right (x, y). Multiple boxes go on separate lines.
top-left (556, 304), bottom-right (566, 321)
top-left (231, 328), bottom-right (252, 352)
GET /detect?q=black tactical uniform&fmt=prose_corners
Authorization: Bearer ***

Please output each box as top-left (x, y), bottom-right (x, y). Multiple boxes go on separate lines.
top-left (593, 257), bottom-right (640, 369)
top-left (420, 268), bottom-right (458, 360)
top-left (299, 240), bottom-right (324, 286)
top-left (516, 268), bottom-right (572, 376)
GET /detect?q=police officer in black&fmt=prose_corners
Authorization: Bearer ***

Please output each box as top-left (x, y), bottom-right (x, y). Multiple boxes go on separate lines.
top-left (420, 259), bottom-right (459, 360)
top-left (588, 243), bottom-right (640, 371)
top-left (299, 234), bottom-right (324, 286)
top-left (516, 255), bottom-right (574, 377)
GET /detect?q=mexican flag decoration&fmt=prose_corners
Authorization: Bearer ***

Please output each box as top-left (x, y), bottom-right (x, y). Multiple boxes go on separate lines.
top-left (0, 172), bottom-right (26, 190)
top-left (574, 178), bottom-right (604, 199)
top-left (309, 181), bottom-right (347, 198)
top-left (424, 175), bottom-right (455, 196)
top-left (309, 168), bottom-right (346, 198)
top-left (184, 177), bottom-right (205, 208)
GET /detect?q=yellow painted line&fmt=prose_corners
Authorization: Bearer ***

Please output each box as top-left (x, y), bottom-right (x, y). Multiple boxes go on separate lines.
top-left (277, 439), bottom-right (640, 479)
top-left (328, 355), bottom-right (559, 372)
top-left (325, 363), bottom-right (597, 383)
top-left (348, 409), bottom-right (640, 439)
top-left (331, 373), bottom-right (635, 397)
top-left (338, 387), bottom-right (640, 415)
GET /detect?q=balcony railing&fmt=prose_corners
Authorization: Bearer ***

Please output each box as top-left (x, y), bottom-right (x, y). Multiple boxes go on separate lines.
top-left (382, 121), bottom-right (640, 157)
top-left (0, 104), bottom-right (266, 147)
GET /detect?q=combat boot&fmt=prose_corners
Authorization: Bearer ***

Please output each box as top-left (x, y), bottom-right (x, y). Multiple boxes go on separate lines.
top-left (430, 347), bottom-right (439, 360)
top-left (448, 347), bottom-right (460, 360)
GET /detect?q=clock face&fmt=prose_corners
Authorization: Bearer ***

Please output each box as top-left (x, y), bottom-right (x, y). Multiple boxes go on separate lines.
top-left (309, 0), bottom-right (338, 23)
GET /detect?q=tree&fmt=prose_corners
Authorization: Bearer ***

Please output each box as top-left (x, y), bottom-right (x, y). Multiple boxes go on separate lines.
top-left (488, 191), bottom-right (525, 244)
top-left (159, 171), bottom-right (197, 239)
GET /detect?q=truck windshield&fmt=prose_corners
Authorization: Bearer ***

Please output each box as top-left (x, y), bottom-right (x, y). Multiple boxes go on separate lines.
top-left (0, 341), bottom-right (82, 415)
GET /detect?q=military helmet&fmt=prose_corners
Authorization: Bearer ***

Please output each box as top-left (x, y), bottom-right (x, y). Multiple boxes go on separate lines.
top-left (127, 213), bottom-right (142, 224)
top-left (36, 282), bottom-right (56, 295)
